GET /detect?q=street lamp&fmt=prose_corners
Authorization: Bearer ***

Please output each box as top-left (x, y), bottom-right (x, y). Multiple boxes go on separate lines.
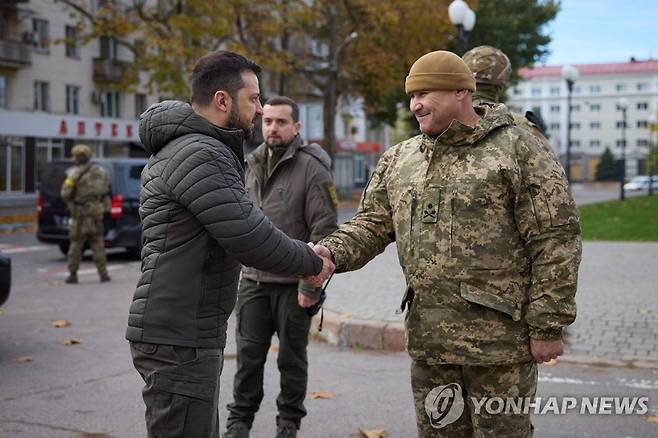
top-left (648, 113), bottom-right (657, 196)
top-left (561, 64), bottom-right (579, 183)
top-left (617, 97), bottom-right (629, 201)
top-left (448, 0), bottom-right (476, 55)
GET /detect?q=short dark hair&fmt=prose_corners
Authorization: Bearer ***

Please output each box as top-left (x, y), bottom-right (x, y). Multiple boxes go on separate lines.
top-left (264, 95), bottom-right (300, 122)
top-left (190, 50), bottom-right (261, 106)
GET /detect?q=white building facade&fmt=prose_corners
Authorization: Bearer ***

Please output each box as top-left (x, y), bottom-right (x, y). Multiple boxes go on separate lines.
top-left (508, 60), bottom-right (658, 181)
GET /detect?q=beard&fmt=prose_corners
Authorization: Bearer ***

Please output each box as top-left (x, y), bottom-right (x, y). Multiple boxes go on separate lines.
top-left (227, 104), bottom-right (255, 140)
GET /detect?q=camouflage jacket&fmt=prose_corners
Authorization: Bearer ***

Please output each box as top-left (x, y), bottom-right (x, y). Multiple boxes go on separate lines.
top-left (61, 163), bottom-right (109, 218)
top-left (321, 103), bottom-right (582, 365)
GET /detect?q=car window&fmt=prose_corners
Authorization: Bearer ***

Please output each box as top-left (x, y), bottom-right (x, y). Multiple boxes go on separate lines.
top-left (118, 164), bottom-right (145, 197)
top-left (39, 162), bottom-right (73, 199)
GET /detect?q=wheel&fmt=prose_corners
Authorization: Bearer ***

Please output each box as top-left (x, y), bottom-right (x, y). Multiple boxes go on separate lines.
top-left (58, 243), bottom-right (70, 255)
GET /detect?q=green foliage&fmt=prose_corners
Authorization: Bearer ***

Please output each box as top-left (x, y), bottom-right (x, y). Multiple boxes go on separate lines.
top-left (595, 147), bottom-right (620, 181)
top-left (579, 195), bottom-right (658, 241)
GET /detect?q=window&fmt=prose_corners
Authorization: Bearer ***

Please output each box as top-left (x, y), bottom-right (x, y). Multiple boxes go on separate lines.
top-left (616, 139), bottom-right (626, 148)
top-left (570, 140), bottom-right (581, 147)
top-left (66, 85), bottom-right (80, 114)
top-left (550, 123), bottom-right (560, 130)
top-left (0, 76), bottom-right (6, 108)
top-left (572, 86), bottom-right (581, 95)
top-left (590, 103), bottom-right (601, 111)
top-left (101, 91), bottom-right (120, 117)
top-left (34, 81), bottom-right (49, 111)
top-left (637, 83), bottom-right (649, 91)
top-left (550, 87), bottom-right (560, 96)
top-left (590, 121), bottom-right (601, 129)
top-left (589, 85), bottom-right (601, 94)
top-left (0, 138), bottom-right (24, 192)
top-left (36, 139), bottom-right (64, 184)
top-left (550, 104), bottom-right (560, 113)
top-left (570, 122), bottom-right (581, 130)
top-left (513, 88), bottom-right (522, 96)
top-left (65, 25), bottom-right (80, 58)
top-left (637, 120), bottom-right (648, 128)
top-left (616, 121), bottom-right (627, 128)
top-left (570, 104), bottom-right (581, 112)
top-left (637, 102), bottom-right (648, 110)
top-left (531, 88), bottom-right (541, 96)
top-left (32, 18), bottom-right (49, 52)
top-left (100, 36), bottom-right (118, 59)
top-left (589, 140), bottom-right (601, 148)
top-left (637, 139), bottom-right (649, 147)
top-left (135, 93), bottom-right (147, 119)
top-left (616, 84), bottom-right (627, 92)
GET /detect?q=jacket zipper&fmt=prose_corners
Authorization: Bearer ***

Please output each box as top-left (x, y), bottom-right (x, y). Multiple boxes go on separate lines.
top-left (409, 189), bottom-right (417, 259)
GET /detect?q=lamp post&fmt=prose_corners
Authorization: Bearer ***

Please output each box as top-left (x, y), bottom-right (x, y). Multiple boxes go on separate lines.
top-left (561, 64), bottom-right (578, 183)
top-left (448, 0), bottom-right (476, 55)
top-left (617, 97), bottom-right (629, 201)
top-left (648, 113), bottom-right (657, 196)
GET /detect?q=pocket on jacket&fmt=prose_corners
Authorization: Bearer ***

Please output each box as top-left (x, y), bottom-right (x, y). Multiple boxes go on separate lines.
top-left (459, 282), bottom-right (522, 321)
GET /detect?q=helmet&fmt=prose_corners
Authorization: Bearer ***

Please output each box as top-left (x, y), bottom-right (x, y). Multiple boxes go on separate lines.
top-left (463, 45), bottom-right (512, 87)
top-left (71, 144), bottom-right (92, 159)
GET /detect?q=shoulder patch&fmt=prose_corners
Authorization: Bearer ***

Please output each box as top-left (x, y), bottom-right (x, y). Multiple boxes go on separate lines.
top-left (324, 182), bottom-right (338, 210)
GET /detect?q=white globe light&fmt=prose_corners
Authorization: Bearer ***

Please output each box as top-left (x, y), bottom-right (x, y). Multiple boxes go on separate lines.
top-left (561, 64), bottom-right (579, 81)
top-left (617, 97), bottom-right (629, 110)
top-left (448, 0), bottom-right (468, 25)
top-left (463, 8), bottom-right (476, 31)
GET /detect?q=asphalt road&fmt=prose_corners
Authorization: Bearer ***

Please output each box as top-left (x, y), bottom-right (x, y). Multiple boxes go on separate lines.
top-left (1, 233), bottom-right (657, 438)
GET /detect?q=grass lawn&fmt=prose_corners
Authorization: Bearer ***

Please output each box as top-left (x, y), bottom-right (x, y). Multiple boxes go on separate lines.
top-left (578, 195), bottom-right (658, 241)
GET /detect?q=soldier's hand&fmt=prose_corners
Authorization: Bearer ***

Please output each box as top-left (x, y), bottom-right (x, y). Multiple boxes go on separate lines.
top-left (303, 247), bottom-right (335, 287)
top-left (308, 243), bottom-right (334, 263)
top-left (530, 338), bottom-right (564, 363)
top-left (298, 291), bottom-right (319, 308)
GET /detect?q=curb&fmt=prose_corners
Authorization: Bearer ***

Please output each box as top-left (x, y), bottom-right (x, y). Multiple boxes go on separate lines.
top-left (310, 308), bottom-right (405, 352)
top-left (310, 310), bottom-right (658, 370)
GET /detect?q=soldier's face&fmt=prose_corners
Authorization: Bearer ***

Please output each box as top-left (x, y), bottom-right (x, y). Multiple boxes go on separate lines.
top-left (227, 71), bottom-right (263, 139)
top-left (262, 104), bottom-right (301, 147)
top-left (409, 90), bottom-right (460, 137)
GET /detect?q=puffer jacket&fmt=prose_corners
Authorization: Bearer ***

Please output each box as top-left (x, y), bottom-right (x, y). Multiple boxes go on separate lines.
top-left (126, 101), bottom-right (322, 349)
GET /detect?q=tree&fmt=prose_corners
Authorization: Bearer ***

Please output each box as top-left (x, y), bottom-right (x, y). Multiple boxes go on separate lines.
top-left (595, 147), bottom-right (619, 181)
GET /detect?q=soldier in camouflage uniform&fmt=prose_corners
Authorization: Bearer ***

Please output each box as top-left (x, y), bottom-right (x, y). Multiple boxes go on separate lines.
top-left (314, 51), bottom-right (581, 437)
top-left (463, 45), bottom-right (557, 158)
top-left (60, 144), bottom-right (111, 284)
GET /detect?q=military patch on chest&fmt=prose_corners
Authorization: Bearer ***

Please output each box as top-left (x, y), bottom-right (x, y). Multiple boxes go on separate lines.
top-left (421, 187), bottom-right (440, 223)
top-left (324, 182), bottom-right (339, 210)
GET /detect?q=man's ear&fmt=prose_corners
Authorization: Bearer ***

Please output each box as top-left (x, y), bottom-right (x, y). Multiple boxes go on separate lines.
top-left (455, 89), bottom-right (469, 101)
top-left (213, 90), bottom-right (231, 113)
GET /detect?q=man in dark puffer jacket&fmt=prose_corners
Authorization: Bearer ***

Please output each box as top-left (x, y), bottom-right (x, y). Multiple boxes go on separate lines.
top-left (126, 51), bottom-right (332, 438)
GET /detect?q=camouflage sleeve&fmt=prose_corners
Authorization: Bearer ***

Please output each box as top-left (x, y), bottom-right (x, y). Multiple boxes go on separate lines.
top-left (60, 167), bottom-right (77, 203)
top-left (319, 150), bottom-right (395, 273)
top-left (512, 130), bottom-right (582, 340)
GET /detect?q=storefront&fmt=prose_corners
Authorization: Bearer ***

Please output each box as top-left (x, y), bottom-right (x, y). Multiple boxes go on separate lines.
top-left (0, 109), bottom-right (144, 201)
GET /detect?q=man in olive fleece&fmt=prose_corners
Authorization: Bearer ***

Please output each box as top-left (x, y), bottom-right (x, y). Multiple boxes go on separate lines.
top-left (224, 96), bottom-right (338, 438)
top-left (312, 51), bottom-right (581, 437)
top-left (126, 51), bottom-right (333, 438)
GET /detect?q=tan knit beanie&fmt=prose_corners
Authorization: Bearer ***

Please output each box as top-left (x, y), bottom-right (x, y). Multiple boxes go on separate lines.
top-left (405, 50), bottom-right (476, 94)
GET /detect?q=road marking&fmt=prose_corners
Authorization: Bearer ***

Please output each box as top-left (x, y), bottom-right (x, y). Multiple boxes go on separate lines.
top-left (540, 374), bottom-right (658, 390)
top-left (1, 245), bottom-right (49, 254)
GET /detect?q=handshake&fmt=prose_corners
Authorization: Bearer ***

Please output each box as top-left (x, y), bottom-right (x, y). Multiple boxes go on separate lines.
top-left (304, 243), bottom-right (335, 287)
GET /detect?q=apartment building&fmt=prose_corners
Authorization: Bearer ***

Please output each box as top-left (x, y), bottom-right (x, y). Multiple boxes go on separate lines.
top-left (0, 0), bottom-right (157, 201)
top-left (507, 59), bottom-right (658, 181)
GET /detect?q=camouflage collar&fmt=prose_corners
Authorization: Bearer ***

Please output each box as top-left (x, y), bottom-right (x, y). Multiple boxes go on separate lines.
top-left (433, 103), bottom-right (513, 147)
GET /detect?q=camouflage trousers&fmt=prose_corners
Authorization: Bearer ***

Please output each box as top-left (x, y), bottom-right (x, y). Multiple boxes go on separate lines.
top-left (411, 359), bottom-right (537, 438)
top-left (67, 214), bottom-right (108, 278)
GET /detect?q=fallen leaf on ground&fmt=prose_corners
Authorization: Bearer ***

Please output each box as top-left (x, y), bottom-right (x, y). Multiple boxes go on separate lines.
top-left (645, 413), bottom-right (658, 423)
top-left (52, 320), bottom-right (71, 328)
top-left (338, 312), bottom-right (352, 319)
top-left (544, 359), bottom-right (559, 366)
top-left (63, 338), bottom-right (82, 345)
top-left (48, 280), bottom-right (62, 286)
top-left (15, 356), bottom-right (33, 363)
top-left (638, 309), bottom-right (650, 316)
top-left (308, 390), bottom-right (334, 399)
top-left (358, 428), bottom-right (388, 438)
top-left (269, 346), bottom-right (279, 353)
top-left (0, 308), bottom-right (4, 315)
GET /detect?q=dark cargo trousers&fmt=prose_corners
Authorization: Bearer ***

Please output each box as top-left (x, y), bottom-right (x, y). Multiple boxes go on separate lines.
top-left (226, 279), bottom-right (312, 429)
top-left (411, 359), bottom-right (537, 438)
top-left (130, 342), bottom-right (224, 438)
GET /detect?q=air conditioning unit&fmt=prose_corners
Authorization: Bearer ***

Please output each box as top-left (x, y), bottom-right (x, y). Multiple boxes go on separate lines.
top-left (91, 91), bottom-right (101, 104)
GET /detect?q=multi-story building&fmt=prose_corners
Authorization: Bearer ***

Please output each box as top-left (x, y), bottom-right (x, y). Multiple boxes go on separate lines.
top-left (508, 59), bottom-right (658, 181)
top-left (1, 0), bottom-right (156, 202)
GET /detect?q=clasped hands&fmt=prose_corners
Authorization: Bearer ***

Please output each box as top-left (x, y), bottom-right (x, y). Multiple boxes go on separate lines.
top-left (303, 243), bottom-right (335, 288)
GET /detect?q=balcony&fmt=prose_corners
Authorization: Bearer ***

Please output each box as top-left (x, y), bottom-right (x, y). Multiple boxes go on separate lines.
top-left (0, 38), bottom-right (32, 68)
top-left (93, 58), bottom-right (131, 83)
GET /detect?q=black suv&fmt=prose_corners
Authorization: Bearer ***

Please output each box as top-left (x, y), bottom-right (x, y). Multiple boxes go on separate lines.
top-left (37, 158), bottom-right (147, 259)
